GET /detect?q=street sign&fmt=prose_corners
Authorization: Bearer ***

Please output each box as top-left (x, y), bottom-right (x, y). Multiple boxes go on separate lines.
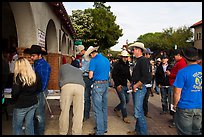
top-left (74, 39), bottom-right (82, 45)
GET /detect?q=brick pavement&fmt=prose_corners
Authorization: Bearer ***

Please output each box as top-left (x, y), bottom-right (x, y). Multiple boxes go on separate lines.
top-left (2, 87), bottom-right (177, 135)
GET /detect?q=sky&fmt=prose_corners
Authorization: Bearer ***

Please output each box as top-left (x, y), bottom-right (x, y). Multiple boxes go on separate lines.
top-left (63, 2), bottom-right (202, 51)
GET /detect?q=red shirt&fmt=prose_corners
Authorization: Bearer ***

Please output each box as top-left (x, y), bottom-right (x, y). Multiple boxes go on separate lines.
top-left (169, 57), bottom-right (187, 86)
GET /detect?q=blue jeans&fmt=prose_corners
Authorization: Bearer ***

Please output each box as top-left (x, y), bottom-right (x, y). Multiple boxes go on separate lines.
top-left (83, 76), bottom-right (92, 120)
top-left (115, 86), bottom-right (129, 118)
top-left (91, 82), bottom-right (109, 135)
top-left (175, 108), bottom-right (202, 135)
top-left (12, 104), bottom-right (38, 135)
top-left (34, 90), bottom-right (47, 135)
top-left (160, 86), bottom-right (171, 112)
top-left (132, 85), bottom-right (148, 135)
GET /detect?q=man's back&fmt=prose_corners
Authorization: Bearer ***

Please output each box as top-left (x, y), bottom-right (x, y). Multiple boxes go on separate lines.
top-left (59, 63), bottom-right (85, 88)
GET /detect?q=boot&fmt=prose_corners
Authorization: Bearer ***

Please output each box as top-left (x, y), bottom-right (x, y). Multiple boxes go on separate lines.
top-left (114, 108), bottom-right (120, 117)
top-left (123, 117), bottom-right (130, 124)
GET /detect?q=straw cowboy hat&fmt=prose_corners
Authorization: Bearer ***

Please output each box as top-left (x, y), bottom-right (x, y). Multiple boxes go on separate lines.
top-left (181, 47), bottom-right (199, 61)
top-left (84, 46), bottom-right (99, 61)
top-left (119, 50), bottom-right (130, 57)
top-left (156, 58), bottom-right (161, 62)
top-left (128, 42), bottom-right (146, 52)
top-left (24, 45), bottom-right (47, 55)
top-left (76, 45), bottom-right (85, 54)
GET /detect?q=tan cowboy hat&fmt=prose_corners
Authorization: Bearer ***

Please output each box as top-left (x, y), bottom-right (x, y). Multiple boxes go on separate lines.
top-left (128, 42), bottom-right (146, 52)
top-left (119, 50), bottom-right (130, 57)
top-left (84, 46), bottom-right (99, 61)
top-left (76, 45), bottom-right (85, 54)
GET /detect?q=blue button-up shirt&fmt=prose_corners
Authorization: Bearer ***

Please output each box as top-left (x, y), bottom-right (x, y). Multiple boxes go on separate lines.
top-left (80, 55), bottom-right (90, 77)
top-left (33, 58), bottom-right (51, 92)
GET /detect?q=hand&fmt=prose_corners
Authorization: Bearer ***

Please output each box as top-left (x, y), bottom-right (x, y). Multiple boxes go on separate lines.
top-left (173, 105), bottom-right (177, 112)
top-left (166, 70), bottom-right (170, 76)
top-left (116, 85), bottom-right (122, 92)
top-left (133, 84), bottom-right (138, 92)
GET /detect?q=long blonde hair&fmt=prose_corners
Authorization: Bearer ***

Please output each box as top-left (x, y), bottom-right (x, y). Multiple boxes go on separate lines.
top-left (14, 57), bottom-right (36, 86)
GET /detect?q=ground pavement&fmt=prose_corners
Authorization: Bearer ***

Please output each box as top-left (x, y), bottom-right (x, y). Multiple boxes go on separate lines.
top-left (2, 87), bottom-right (177, 135)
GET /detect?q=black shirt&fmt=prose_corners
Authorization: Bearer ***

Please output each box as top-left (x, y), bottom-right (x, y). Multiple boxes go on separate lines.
top-left (11, 73), bottom-right (41, 108)
top-left (111, 59), bottom-right (132, 87)
top-left (132, 56), bottom-right (150, 84)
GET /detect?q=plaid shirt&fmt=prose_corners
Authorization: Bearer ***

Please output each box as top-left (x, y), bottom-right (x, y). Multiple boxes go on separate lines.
top-left (33, 58), bottom-right (51, 92)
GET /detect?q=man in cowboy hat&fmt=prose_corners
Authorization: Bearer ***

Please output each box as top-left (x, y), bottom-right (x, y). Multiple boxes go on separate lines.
top-left (173, 47), bottom-right (202, 135)
top-left (24, 44), bottom-right (51, 135)
top-left (87, 46), bottom-right (110, 135)
top-left (127, 42), bottom-right (149, 135)
top-left (165, 49), bottom-right (187, 128)
top-left (111, 50), bottom-right (132, 123)
top-left (76, 45), bottom-right (92, 122)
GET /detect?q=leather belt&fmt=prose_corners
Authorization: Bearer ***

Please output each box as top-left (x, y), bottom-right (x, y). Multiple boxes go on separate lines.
top-left (94, 80), bottom-right (108, 84)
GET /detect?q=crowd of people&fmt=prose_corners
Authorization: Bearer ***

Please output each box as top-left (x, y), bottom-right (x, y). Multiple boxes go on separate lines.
top-left (2, 41), bottom-right (202, 135)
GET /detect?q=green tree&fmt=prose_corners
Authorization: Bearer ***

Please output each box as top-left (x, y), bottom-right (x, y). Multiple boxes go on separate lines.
top-left (70, 2), bottom-right (123, 51)
top-left (136, 26), bottom-right (193, 51)
top-left (70, 10), bottom-right (94, 48)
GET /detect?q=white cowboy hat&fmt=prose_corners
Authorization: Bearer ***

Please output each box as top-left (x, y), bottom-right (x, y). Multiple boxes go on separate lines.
top-left (76, 45), bottom-right (85, 54)
top-left (119, 50), bottom-right (130, 57)
top-left (156, 58), bottom-right (161, 62)
top-left (84, 46), bottom-right (99, 61)
top-left (128, 42), bottom-right (146, 52)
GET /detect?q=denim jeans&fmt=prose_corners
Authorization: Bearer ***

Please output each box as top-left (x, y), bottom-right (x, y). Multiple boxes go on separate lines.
top-left (12, 104), bottom-right (38, 135)
top-left (83, 76), bottom-right (92, 120)
top-left (175, 108), bottom-right (202, 135)
top-left (143, 87), bottom-right (151, 115)
top-left (160, 86), bottom-right (171, 112)
top-left (115, 86), bottom-right (129, 118)
top-left (91, 82), bottom-right (109, 135)
top-left (34, 90), bottom-right (47, 135)
top-left (132, 85), bottom-right (148, 135)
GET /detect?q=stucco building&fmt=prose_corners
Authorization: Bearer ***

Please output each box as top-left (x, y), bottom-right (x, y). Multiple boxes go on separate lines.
top-left (190, 20), bottom-right (202, 50)
top-left (2, 2), bottom-right (77, 90)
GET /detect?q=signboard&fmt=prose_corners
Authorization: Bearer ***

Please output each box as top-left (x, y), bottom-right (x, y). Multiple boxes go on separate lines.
top-left (37, 29), bottom-right (45, 48)
top-left (74, 39), bottom-right (82, 45)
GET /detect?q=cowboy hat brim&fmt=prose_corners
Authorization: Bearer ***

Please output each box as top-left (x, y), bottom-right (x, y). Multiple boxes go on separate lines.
top-left (24, 45), bottom-right (47, 55)
top-left (128, 42), bottom-right (146, 52)
top-left (84, 46), bottom-right (99, 61)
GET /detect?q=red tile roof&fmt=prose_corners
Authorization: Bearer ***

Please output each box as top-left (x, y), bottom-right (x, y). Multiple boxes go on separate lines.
top-left (190, 20), bottom-right (202, 28)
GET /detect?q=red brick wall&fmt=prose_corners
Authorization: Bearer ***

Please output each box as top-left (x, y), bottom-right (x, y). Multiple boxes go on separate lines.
top-left (47, 53), bottom-right (60, 90)
top-left (17, 47), bottom-right (61, 90)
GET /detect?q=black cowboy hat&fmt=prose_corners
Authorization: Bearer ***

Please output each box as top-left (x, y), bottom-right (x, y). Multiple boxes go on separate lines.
top-left (24, 45), bottom-right (47, 55)
top-left (181, 47), bottom-right (199, 61)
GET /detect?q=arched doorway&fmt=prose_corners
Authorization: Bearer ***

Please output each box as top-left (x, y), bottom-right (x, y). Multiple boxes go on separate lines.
top-left (2, 2), bottom-right (18, 53)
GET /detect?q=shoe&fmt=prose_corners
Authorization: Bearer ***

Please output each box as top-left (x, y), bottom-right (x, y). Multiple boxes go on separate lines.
top-left (123, 117), bottom-right (130, 123)
top-left (145, 113), bottom-right (152, 118)
top-left (127, 130), bottom-right (137, 135)
top-left (114, 108), bottom-right (120, 117)
top-left (93, 127), bottom-right (107, 133)
top-left (160, 111), bottom-right (167, 115)
top-left (89, 132), bottom-right (96, 135)
top-left (156, 92), bottom-right (160, 95)
top-left (169, 122), bottom-right (176, 128)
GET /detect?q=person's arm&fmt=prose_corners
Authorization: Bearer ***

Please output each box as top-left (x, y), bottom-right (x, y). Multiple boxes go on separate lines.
top-left (173, 87), bottom-right (182, 110)
top-left (89, 71), bottom-right (93, 79)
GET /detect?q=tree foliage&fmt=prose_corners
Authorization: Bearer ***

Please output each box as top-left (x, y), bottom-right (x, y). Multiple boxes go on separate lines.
top-left (136, 26), bottom-right (193, 51)
top-left (70, 2), bottom-right (123, 51)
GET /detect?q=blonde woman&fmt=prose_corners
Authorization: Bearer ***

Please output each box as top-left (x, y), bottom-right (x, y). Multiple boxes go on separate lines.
top-left (11, 58), bottom-right (41, 135)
